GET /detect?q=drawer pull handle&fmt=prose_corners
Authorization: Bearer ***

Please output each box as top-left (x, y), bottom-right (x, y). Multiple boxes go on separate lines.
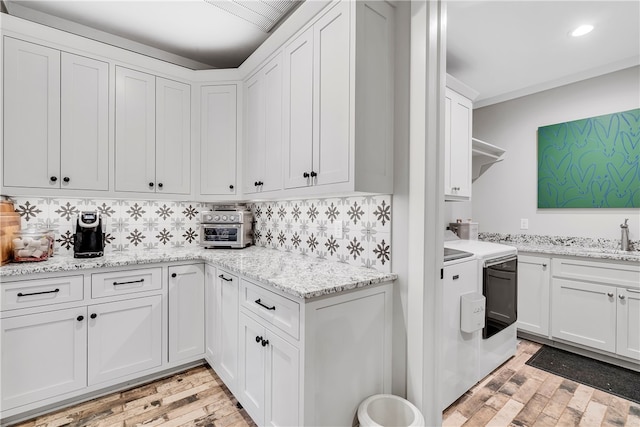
top-left (453, 275), bottom-right (459, 280)
top-left (218, 274), bottom-right (233, 282)
top-left (17, 288), bottom-right (60, 297)
top-left (255, 299), bottom-right (276, 311)
top-left (261, 338), bottom-right (269, 347)
top-left (255, 335), bottom-right (263, 343)
top-left (113, 279), bottom-right (145, 286)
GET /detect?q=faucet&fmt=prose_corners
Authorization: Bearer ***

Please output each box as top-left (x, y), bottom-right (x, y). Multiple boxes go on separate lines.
top-left (620, 219), bottom-right (630, 251)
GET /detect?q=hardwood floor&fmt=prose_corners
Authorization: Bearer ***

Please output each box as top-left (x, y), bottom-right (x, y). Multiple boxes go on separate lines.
top-left (443, 340), bottom-right (640, 427)
top-left (11, 340), bottom-right (640, 426)
top-left (12, 366), bottom-right (256, 427)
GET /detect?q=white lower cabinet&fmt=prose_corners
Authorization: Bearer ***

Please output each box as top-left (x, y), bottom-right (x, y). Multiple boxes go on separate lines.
top-left (88, 295), bottom-right (163, 385)
top-left (238, 311), bottom-right (299, 427)
top-left (616, 288), bottom-right (640, 359)
top-left (551, 279), bottom-right (617, 353)
top-left (1, 307), bottom-right (87, 410)
top-left (550, 257), bottom-right (640, 362)
top-left (168, 264), bottom-right (205, 363)
top-left (208, 268), bottom-right (239, 393)
top-left (517, 254), bottom-right (550, 336)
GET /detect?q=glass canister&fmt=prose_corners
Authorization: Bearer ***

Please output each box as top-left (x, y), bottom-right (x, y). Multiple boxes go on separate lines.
top-left (12, 228), bottom-right (51, 262)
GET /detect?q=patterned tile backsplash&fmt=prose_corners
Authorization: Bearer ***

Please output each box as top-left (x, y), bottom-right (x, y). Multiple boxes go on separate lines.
top-left (11, 197), bottom-right (205, 254)
top-left (250, 195), bottom-right (392, 273)
top-left (9, 195), bottom-right (393, 273)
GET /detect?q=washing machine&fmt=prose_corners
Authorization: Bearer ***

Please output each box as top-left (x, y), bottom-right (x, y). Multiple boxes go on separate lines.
top-left (444, 232), bottom-right (518, 383)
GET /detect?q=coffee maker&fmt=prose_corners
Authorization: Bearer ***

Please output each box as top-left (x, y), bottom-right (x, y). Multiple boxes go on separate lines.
top-left (74, 211), bottom-right (104, 258)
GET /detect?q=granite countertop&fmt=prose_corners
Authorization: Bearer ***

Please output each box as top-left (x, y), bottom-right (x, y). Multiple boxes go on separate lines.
top-left (479, 233), bottom-right (640, 263)
top-left (0, 246), bottom-right (397, 300)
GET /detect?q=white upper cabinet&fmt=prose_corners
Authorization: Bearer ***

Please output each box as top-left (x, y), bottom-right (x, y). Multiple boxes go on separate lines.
top-left (3, 38), bottom-right (108, 191)
top-left (156, 78), bottom-right (191, 195)
top-left (115, 67), bottom-right (156, 193)
top-left (444, 86), bottom-right (473, 201)
top-left (115, 67), bottom-right (191, 195)
top-left (280, 0), bottom-right (394, 196)
top-left (200, 84), bottom-right (238, 196)
top-left (244, 54), bottom-right (283, 194)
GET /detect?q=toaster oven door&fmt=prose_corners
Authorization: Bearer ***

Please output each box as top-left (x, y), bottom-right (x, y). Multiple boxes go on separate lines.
top-left (201, 224), bottom-right (242, 247)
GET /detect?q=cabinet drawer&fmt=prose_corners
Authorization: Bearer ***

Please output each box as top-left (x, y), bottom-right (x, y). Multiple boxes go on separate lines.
top-left (92, 268), bottom-right (162, 298)
top-left (552, 258), bottom-right (640, 289)
top-left (240, 279), bottom-right (300, 340)
top-left (1, 275), bottom-right (84, 311)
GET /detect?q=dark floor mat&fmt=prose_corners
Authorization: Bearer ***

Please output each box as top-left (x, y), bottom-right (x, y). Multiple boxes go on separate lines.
top-left (525, 345), bottom-right (640, 404)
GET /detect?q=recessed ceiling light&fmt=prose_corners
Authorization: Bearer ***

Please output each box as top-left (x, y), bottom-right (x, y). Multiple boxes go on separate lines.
top-left (571, 24), bottom-right (594, 37)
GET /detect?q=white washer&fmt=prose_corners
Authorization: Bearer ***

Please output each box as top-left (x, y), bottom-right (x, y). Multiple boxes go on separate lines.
top-left (444, 236), bottom-right (518, 382)
top-left (441, 253), bottom-right (478, 410)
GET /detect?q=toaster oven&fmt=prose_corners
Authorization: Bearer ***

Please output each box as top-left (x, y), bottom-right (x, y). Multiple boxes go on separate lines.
top-left (200, 207), bottom-right (253, 249)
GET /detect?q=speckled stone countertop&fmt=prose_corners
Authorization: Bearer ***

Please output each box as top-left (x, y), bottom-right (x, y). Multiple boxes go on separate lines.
top-left (479, 233), bottom-right (640, 263)
top-left (0, 246), bottom-right (397, 299)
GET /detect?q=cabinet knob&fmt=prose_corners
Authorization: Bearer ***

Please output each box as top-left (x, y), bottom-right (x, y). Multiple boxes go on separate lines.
top-left (303, 172), bottom-right (310, 178)
top-left (90, 313), bottom-right (98, 319)
top-left (50, 176), bottom-right (58, 182)
top-left (619, 294), bottom-right (626, 300)
top-left (171, 273), bottom-right (177, 278)
top-left (255, 181), bottom-right (259, 187)
top-left (261, 338), bottom-right (269, 347)
top-left (607, 292), bottom-right (614, 298)
top-left (310, 171), bottom-right (317, 178)
top-left (158, 182), bottom-right (163, 188)
top-left (149, 182), bottom-right (154, 188)
top-left (255, 335), bottom-right (262, 343)
top-left (77, 315), bottom-right (84, 322)
top-left (229, 184), bottom-right (234, 190)
top-left (258, 181), bottom-right (264, 186)
top-left (542, 263), bottom-right (547, 268)
top-left (63, 177), bottom-right (70, 183)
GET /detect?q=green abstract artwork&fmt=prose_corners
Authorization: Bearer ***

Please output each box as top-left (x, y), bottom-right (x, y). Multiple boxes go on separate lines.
top-left (538, 108), bottom-right (640, 208)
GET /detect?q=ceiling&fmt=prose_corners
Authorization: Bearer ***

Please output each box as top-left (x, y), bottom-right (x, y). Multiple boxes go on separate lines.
top-left (2, 1), bottom-right (639, 107)
top-left (2, 0), bottom-right (302, 69)
top-left (447, 1), bottom-right (640, 107)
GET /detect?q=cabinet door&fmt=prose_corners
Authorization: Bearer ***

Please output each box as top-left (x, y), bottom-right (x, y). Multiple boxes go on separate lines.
top-left (238, 312), bottom-right (266, 427)
top-left (313, 1), bottom-right (350, 186)
top-left (1, 307), bottom-right (87, 410)
top-left (445, 88), bottom-right (472, 200)
top-left (156, 77), bottom-right (191, 194)
top-left (244, 69), bottom-right (266, 194)
top-left (60, 53), bottom-right (109, 191)
top-left (88, 295), bottom-right (162, 385)
top-left (283, 28), bottom-right (314, 189)
top-left (244, 54), bottom-right (283, 195)
top-left (262, 54), bottom-right (284, 193)
top-left (616, 288), bottom-right (640, 360)
top-left (200, 85), bottom-right (237, 195)
top-left (169, 264), bottom-right (205, 363)
top-left (115, 66), bottom-right (156, 193)
top-left (517, 255), bottom-right (550, 336)
top-left (204, 264), bottom-right (217, 364)
top-left (551, 279), bottom-right (616, 353)
top-left (212, 269), bottom-right (239, 391)
top-left (264, 330), bottom-right (299, 427)
top-left (3, 37), bottom-right (60, 189)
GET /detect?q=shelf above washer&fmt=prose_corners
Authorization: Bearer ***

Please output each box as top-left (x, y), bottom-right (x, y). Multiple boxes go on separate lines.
top-left (472, 138), bottom-right (506, 181)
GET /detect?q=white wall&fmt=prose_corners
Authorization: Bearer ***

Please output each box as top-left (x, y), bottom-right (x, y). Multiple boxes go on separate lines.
top-left (468, 66), bottom-right (640, 241)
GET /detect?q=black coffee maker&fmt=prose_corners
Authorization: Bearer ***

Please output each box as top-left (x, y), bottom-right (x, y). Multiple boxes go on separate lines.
top-left (74, 211), bottom-right (104, 258)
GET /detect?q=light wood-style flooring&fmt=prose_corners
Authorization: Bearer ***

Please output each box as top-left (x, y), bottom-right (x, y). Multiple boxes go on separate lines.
top-left (11, 340), bottom-right (640, 426)
top-left (443, 340), bottom-right (640, 427)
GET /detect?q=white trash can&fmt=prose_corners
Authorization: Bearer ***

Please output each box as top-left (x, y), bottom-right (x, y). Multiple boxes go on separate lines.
top-left (357, 394), bottom-right (425, 427)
